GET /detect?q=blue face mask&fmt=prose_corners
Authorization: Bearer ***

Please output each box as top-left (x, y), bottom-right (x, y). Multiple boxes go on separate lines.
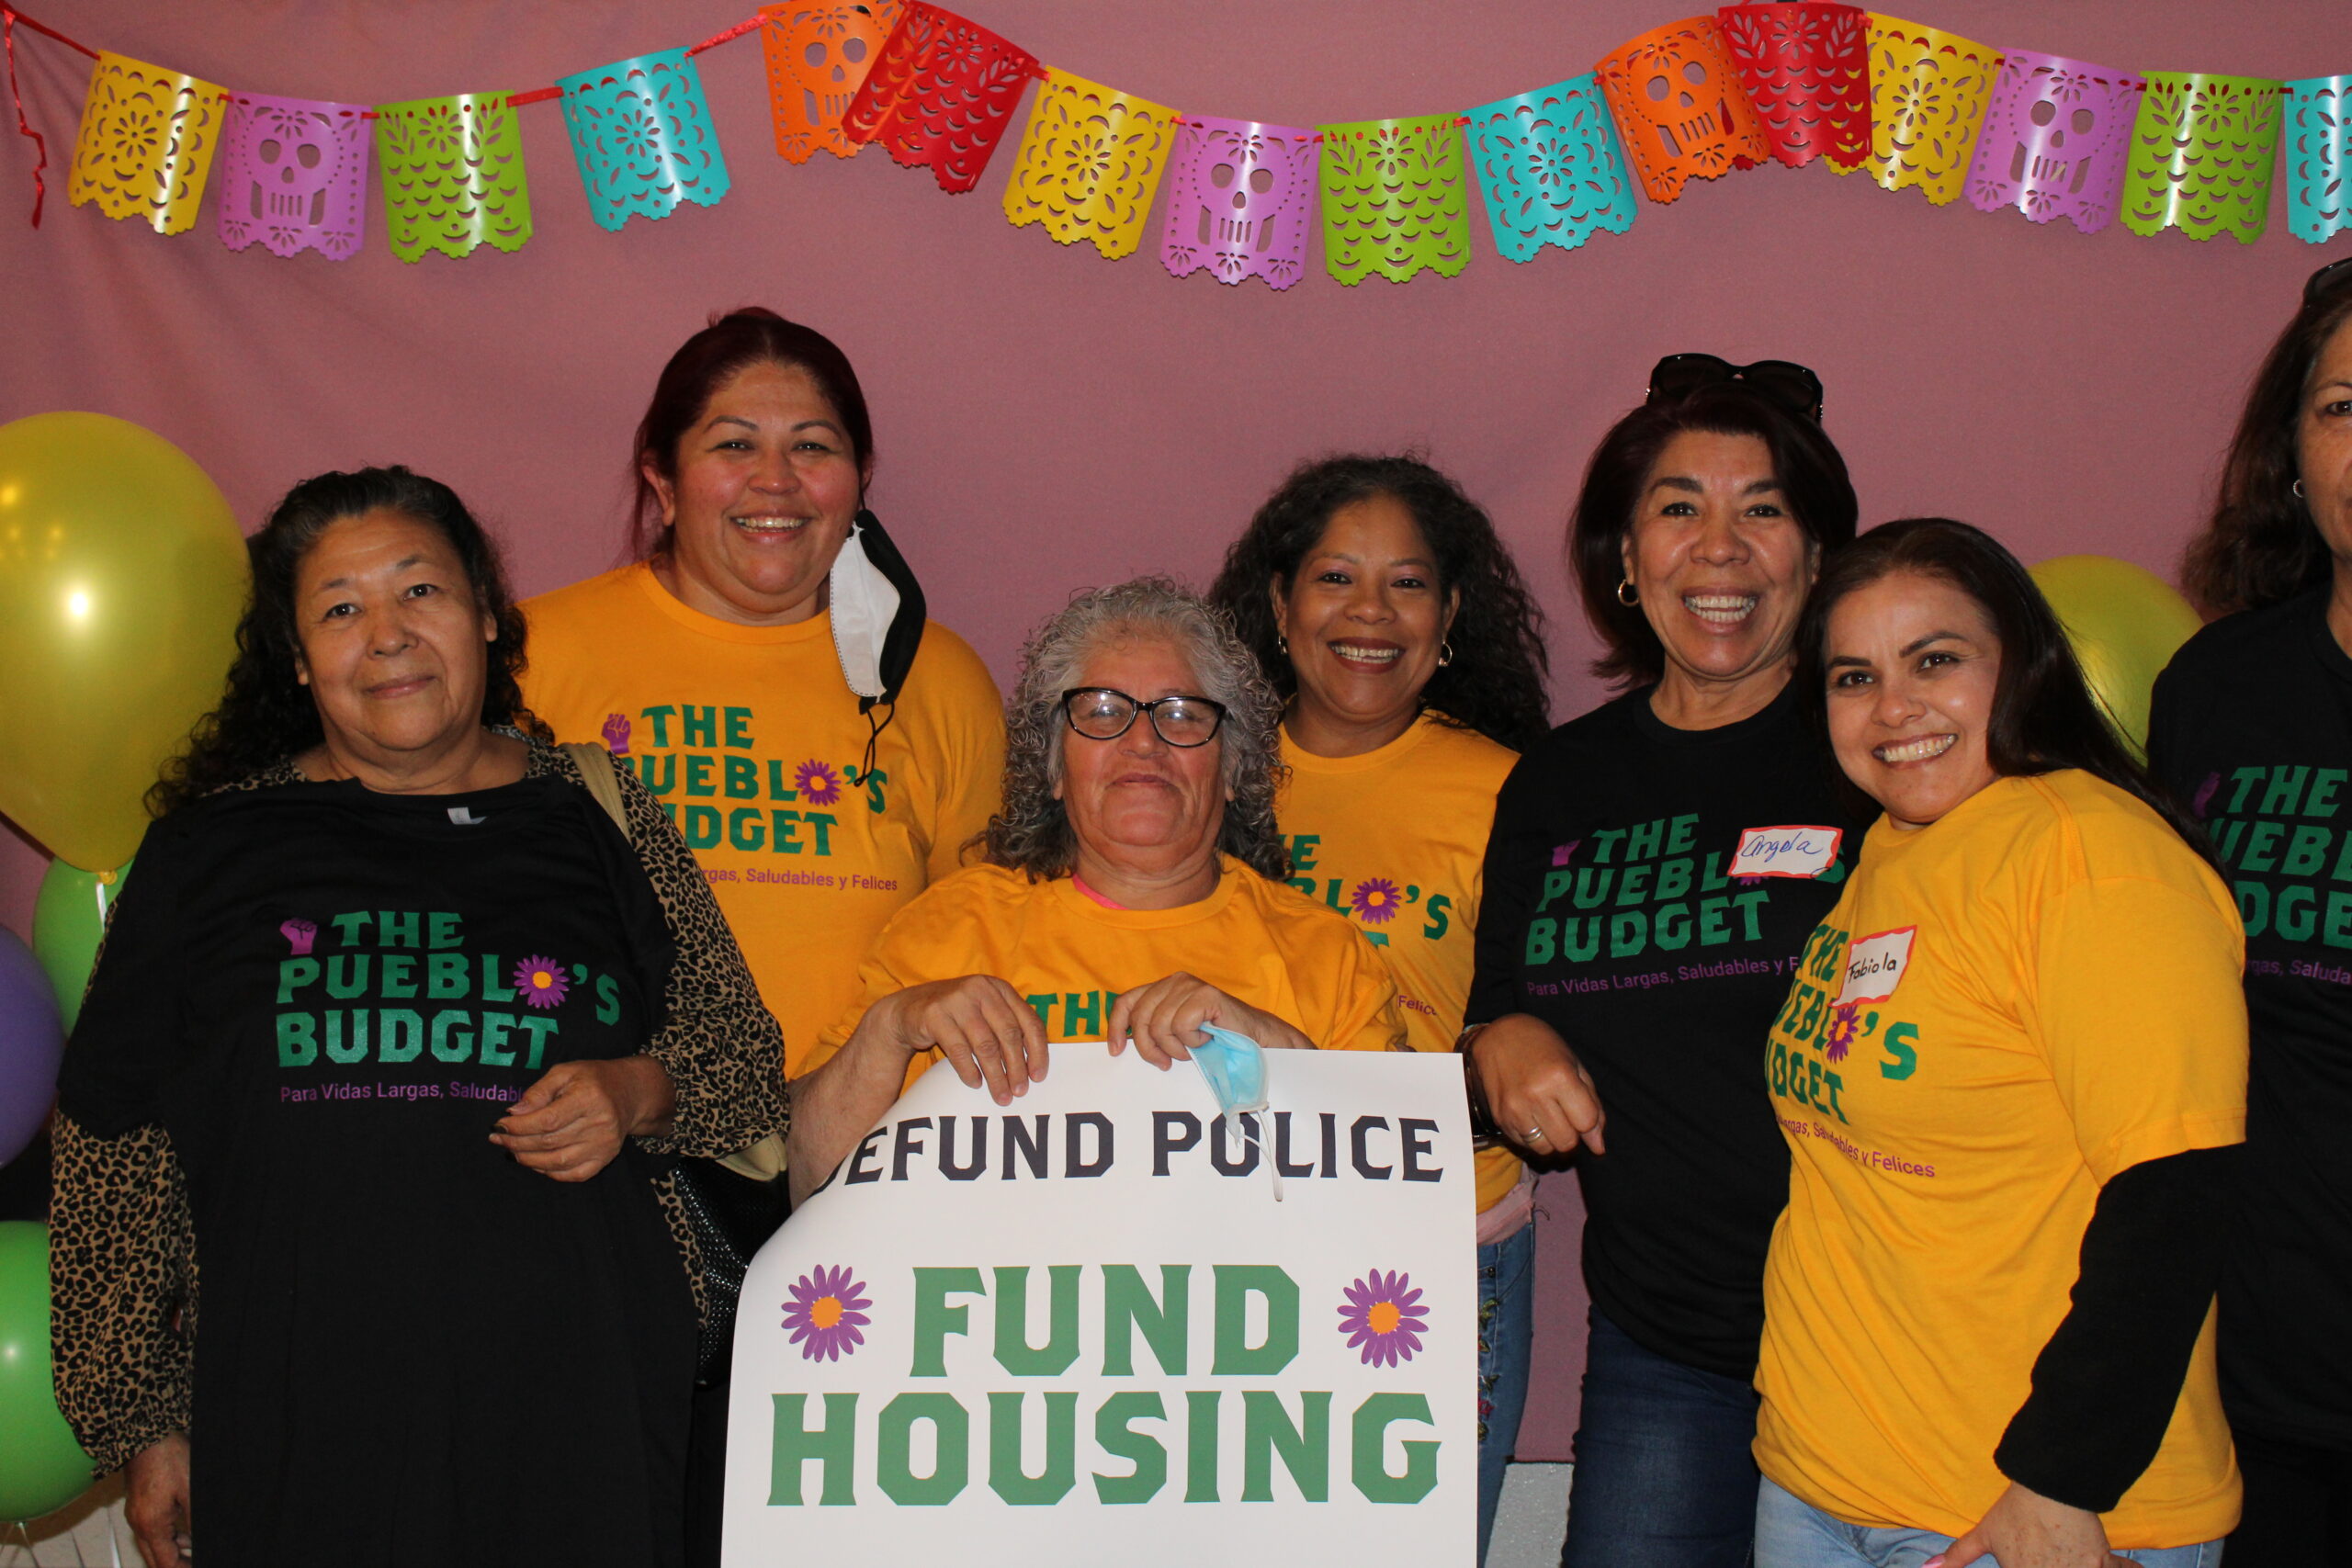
top-left (1193, 1025), bottom-right (1282, 1201)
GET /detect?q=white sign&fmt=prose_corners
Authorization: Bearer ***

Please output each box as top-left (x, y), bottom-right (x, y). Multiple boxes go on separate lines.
top-left (1838, 925), bottom-right (1917, 1005)
top-left (1728, 823), bottom-right (1844, 879)
top-left (724, 1045), bottom-right (1476, 1565)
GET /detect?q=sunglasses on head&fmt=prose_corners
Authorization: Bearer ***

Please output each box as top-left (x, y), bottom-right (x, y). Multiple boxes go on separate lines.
top-left (2307, 255), bottom-right (2352, 306)
top-left (1646, 353), bottom-right (1826, 423)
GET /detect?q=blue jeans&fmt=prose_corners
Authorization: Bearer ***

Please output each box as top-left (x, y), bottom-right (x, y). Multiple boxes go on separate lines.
top-left (1755, 1477), bottom-right (2226, 1568)
top-left (1477, 1220), bottom-right (1536, 1563)
top-left (1559, 1305), bottom-right (1762, 1568)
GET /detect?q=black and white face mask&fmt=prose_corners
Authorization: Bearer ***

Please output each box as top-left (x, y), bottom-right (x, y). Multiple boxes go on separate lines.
top-left (826, 509), bottom-right (926, 708)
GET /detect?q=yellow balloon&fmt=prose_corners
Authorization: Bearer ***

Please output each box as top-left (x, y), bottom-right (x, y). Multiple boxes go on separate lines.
top-left (0, 413), bottom-right (248, 870)
top-left (2029, 554), bottom-right (2205, 758)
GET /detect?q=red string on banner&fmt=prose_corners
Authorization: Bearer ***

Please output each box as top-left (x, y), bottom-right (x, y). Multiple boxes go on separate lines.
top-left (687, 14), bottom-right (763, 55)
top-left (2, 6), bottom-right (51, 225)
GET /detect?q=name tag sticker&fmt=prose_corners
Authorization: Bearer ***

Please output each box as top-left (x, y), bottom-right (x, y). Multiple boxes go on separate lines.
top-left (1839, 926), bottom-right (1917, 1005)
top-left (1728, 825), bottom-right (1844, 879)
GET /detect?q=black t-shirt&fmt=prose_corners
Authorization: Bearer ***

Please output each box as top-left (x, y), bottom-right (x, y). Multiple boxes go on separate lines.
top-left (1470, 680), bottom-right (1866, 1379)
top-left (59, 774), bottom-right (696, 1568)
top-left (2149, 588), bottom-right (2352, 1448)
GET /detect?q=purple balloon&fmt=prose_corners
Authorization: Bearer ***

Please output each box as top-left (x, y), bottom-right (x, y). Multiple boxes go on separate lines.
top-left (0, 930), bottom-right (63, 1168)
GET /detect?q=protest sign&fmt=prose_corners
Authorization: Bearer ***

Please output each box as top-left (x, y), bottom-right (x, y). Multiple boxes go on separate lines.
top-left (724, 1043), bottom-right (1476, 1563)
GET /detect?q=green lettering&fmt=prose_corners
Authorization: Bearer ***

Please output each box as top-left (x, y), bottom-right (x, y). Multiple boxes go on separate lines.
top-left (992, 1265), bottom-right (1080, 1376)
top-left (723, 705), bottom-right (755, 749)
top-left (378, 910), bottom-right (419, 948)
top-left (1590, 829), bottom-right (1626, 864)
top-left (379, 1008), bottom-right (424, 1064)
top-left (1698, 896), bottom-right (1733, 944)
top-left (1091, 1392), bottom-right (1168, 1504)
top-left (725, 755), bottom-right (759, 799)
top-left (875, 1393), bottom-right (968, 1506)
top-left (1733, 889), bottom-right (1770, 942)
top-left (684, 805), bottom-right (720, 850)
top-left (379, 953), bottom-right (417, 998)
top-left (910, 1267), bottom-right (986, 1376)
top-left (1654, 857), bottom-right (1692, 901)
top-left (1881, 1021), bottom-right (1918, 1081)
top-left (1523, 919), bottom-right (1556, 965)
top-left (988, 1391), bottom-right (1077, 1504)
top-left (479, 1010), bottom-right (516, 1067)
top-left (2263, 765), bottom-right (2312, 817)
top-left (428, 953), bottom-right (468, 998)
top-left (1615, 866), bottom-right (1652, 906)
top-left (808, 812), bottom-right (838, 856)
top-left (325, 954), bottom-right (369, 999)
top-left (729, 806), bottom-right (765, 851)
top-left (2243, 820), bottom-right (2285, 873)
top-left (2279, 884), bottom-right (2320, 942)
top-left (428, 911), bottom-right (463, 950)
top-left (514, 1015), bottom-right (558, 1069)
top-left (2227, 765), bottom-right (2267, 815)
top-left (429, 1008), bottom-right (474, 1063)
top-left (2312, 769), bottom-right (2347, 817)
top-left (323, 1010), bottom-right (366, 1065)
top-left (1351, 1393), bottom-right (1438, 1504)
top-left (2237, 880), bottom-right (2272, 939)
top-left (682, 705), bottom-right (717, 748)
top-left (641, 705), bottom-right (675, 747)
top-left (1608, 910), bottom-right (1646, 958)
top-left (2286, 825), bottom-right (2333, 877)
top-left (1213, 1265), bottom-right (1298, 1374)
top-left (768, 1393), bottom-right (857, 1506)
top-left (684, 753), bottom-right (716, 797)
top-left (1241, 1391), bottom-right (1329, 1502)
top-left (1102, 1264), bottom-right (1188, 1376)
top-left (1185, 1390), bottom-right (1220, 1502)
top-left (1666, 813), bottom-right (1700, 854)
top-left (277, 956), bottom-right (320, 1003)
top-left (277, 1011), bottom-right (318, 1066)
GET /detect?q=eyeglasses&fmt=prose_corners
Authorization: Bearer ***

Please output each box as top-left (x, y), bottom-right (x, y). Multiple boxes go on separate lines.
top-left (2305, 255), bottom-right (2352, 306)
top-left (1646, 353), bottom-right (1826, 423)
top-left (1059, 687), bottom-right (1228, 748)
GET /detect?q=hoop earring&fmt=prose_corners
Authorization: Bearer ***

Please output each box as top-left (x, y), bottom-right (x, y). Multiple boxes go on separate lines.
top-left (1616, 578), bottom-right (1639, 607)
top-left (1438, 640), bottom-right (1454, 667)
top-left (2295, 479), bottom-right (2309, 500)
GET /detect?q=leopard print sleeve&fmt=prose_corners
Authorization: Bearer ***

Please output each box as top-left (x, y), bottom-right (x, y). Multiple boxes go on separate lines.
top-left (535, 743), bottom-right (789, 1158)
top-left (49, 1113), bottom-right (198, 1476)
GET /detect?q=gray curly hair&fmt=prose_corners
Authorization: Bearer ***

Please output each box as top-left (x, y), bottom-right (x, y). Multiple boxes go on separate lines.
top-left (981, 577), bottom-right (1290, 883)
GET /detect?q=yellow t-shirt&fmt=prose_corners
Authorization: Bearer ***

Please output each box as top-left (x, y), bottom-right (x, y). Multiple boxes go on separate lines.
top-left (1755, 771), bottom-right (2246, 1548)
top-left (803, 855), bottom-right (1411, 1092)
top-left (521, 562), bottom-right (1006, 1071)
top-left (1277, 712), bottom-right (1522, 1212)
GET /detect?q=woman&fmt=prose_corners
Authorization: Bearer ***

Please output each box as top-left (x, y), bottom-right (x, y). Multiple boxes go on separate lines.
top-left (51, 468), bottom-right (786, 1568)
top-left (1206, 454), bottom-right (1549, 1560)
top-left (787, 578), bottom-right (1408, 1201)
top-left (2153, 254), bottom-right (2352, 1565)
top-left (521, 308), bottom-right (1006, 1087)
top-left (1756, 518), bottom-right (2244, 1568)
top-left (1465, 358), bottom-right (1866, 1568)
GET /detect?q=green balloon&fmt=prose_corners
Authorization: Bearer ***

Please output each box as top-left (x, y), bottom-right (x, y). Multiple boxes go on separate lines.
top-left (0, 1222), bottom-right (96, 1520)
top-left (2030, 554), bottom-right (2205, 759)
top-left (31, 859), bottom-right (130, 1033)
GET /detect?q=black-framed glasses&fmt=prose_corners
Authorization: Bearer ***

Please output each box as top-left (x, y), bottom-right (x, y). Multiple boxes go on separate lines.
top-left (2306, 255), bottom-right (2352, 305)
top-left (1646, 353), bottom-right (1826, 423)
top-left (1058, 687), bottom-right (1228, 748)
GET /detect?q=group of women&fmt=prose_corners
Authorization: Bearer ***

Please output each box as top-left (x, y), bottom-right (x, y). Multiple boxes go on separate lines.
top-left (40, 260), bottom-right (2352, 1568)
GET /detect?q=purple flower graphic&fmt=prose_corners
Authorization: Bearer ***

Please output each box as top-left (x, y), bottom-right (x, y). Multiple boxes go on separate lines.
top-left (514, 955), bottom-right (570, 1010)
top-left (1824, 1002), bottom-right (1861, 1063)
top-left (280, 918), bottom-right (317, 955)
top-left (783, 1265), bottom-right (872, 1362)
top-left (1338, 1269), bottom-right (1428, 1368)
top-left (602, 713), bottom-right (632, 756)
top-left (796, 759), bottom-right (844, 807)
top-left (1350, 877), bottom-right (1404, 924)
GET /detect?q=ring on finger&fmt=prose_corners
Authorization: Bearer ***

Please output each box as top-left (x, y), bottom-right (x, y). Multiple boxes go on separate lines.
top-left (1524, 1125), bottom-right (1546, 1142)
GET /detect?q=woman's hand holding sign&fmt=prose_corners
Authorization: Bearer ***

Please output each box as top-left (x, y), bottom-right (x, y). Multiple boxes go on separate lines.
top-left (1468, 1013), bottom-right (1607, 1156)
top-left (884, 976), bottom-right (1052, 1105)
top-left (1110, 971), bottom-right (1315, 1067)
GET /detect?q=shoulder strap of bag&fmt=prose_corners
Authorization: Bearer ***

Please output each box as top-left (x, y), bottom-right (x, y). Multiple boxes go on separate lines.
top-left (564, 742), bottom-right (632, 843)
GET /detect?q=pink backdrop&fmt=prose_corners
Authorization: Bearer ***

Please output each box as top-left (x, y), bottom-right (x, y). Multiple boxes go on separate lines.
top-left (2, 0), bottom-right (2338, 1462)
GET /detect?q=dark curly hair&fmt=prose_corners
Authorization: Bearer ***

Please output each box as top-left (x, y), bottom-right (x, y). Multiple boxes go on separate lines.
top-left (1207, 454), bottom-right (1550, 752)
top-left (2181, 271), bottom-right (2352, 615)
top-left (150, 466), bottom-right (545, 814)
top-left (1571, 382), bottom-right (1858, 687)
